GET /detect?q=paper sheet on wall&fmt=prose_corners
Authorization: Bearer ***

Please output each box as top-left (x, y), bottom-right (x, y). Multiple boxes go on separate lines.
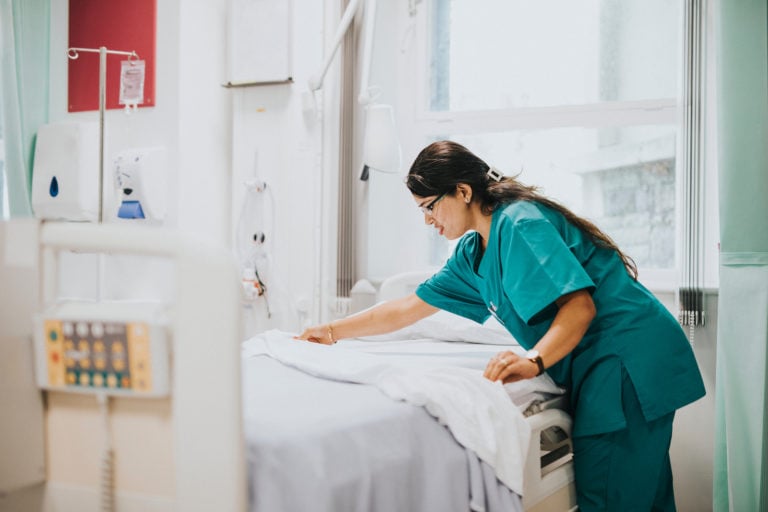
top-left (228, 0), bottom-right (292, 83)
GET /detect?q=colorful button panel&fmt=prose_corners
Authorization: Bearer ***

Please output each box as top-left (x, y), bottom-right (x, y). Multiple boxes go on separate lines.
top-left (44, 320), bottom-right (66, 387)
top-left (43, 319), bottom-right (153, 393)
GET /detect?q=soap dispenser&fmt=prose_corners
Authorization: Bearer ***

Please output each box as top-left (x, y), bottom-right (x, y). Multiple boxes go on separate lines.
top-left (31, 122), bottom-right (100, 222)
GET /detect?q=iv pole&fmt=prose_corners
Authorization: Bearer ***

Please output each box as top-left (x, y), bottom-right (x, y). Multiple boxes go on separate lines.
top-left (66, 46), bottom-right (139, 223)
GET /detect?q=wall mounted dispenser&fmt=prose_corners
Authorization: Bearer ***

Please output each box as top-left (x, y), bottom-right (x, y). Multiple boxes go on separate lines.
top-left (32, 122), bottom-right (100, 222)
top-left (112, 147), bottom-right (167, 223)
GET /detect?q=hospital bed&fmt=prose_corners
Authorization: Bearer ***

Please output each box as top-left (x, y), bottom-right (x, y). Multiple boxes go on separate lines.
top-left (1, 221), bottom-right (576, 511)
top-left (240, 272), bottom-right (577, 512)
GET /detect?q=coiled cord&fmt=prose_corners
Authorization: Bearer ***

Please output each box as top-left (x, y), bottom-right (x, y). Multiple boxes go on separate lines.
top-left (97, 394), bottom-right (115, 512)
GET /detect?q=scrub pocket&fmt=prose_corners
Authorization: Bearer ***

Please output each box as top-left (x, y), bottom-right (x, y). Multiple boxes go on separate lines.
top-left (571, 356), bottom-right (626, 438)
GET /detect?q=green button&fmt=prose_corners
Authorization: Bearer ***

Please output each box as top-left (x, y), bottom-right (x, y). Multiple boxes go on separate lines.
top-left (49, 330), bottom-right (58, 341)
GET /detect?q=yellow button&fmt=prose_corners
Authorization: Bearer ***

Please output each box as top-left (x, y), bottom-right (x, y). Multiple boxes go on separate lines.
top-left (93, 373), bottom-right (104, 387)
top-left (79, 373), bottom-right (90, 386)
top-left (106, 374), bottom-right (117, 388)
top-left (66, 372), bottom-right (77, 385)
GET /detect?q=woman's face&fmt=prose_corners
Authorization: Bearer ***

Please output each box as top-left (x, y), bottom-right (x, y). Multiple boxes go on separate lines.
top-left (413, 188), bottom-right (474, 240)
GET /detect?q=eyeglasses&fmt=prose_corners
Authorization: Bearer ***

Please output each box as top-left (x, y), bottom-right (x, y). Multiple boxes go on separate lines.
top-left (419, 193), bottom-right (447, 216)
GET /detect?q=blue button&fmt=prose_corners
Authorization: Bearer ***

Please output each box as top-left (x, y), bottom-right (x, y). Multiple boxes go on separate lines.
top-left (117, 200), bottom-right (146, 219)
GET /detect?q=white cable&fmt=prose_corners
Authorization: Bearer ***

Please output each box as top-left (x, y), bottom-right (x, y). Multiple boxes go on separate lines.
top-left (97, 393), bottom-right (115, 512)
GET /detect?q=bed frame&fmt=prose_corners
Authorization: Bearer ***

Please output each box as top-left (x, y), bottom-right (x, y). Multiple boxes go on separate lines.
top-left (1, 221), bottom-right (245, 512)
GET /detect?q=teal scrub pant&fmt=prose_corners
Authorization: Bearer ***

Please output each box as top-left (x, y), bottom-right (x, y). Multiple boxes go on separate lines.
top-left (572, 370), bottom-right (676, 512)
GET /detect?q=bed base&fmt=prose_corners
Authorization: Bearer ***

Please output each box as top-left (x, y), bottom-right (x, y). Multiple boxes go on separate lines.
top-left (524, 397), bottom-right (577, 511)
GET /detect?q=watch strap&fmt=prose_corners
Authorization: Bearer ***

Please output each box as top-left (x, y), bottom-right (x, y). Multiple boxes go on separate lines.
top-left (528, 354), bottom-right (545, 376)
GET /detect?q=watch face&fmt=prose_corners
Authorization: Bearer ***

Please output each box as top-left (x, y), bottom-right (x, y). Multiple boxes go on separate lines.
top-left (526, 349), bottom-right (540, 359)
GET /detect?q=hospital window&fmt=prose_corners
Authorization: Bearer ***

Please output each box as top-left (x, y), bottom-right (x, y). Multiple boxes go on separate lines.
top-left (399, 0), bottom-right (683, 286)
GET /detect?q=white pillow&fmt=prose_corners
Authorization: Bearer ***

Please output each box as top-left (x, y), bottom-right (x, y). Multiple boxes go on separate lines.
top-left (359, 309), bottom-right (518, 345)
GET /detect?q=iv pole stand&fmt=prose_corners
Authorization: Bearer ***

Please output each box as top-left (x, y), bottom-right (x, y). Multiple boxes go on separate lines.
top-left (67, 46), bottom-right (139, 223)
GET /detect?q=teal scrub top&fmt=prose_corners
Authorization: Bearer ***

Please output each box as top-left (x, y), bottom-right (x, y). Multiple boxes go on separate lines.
top-left (416, 201), bottom-right (706, 437)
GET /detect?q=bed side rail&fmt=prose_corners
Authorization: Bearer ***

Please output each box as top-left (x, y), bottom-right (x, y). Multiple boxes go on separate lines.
top-left (523, 407), bottom-right (576, 509)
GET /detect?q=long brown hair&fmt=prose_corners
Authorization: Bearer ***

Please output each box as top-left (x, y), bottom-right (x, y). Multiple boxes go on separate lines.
top-left (406, 140), bottom-right (638, 279)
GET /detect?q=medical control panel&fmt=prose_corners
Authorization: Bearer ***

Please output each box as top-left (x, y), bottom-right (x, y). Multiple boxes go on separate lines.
top-left (35, 303), bottom-right (170, 397)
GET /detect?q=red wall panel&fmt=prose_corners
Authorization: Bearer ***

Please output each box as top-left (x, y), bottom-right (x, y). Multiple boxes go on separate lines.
top-left (68, 0), bottom-right (156, 112)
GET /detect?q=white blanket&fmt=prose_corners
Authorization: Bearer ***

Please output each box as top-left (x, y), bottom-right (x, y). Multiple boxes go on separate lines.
top-left (242, 330), bottom-right (536, 495)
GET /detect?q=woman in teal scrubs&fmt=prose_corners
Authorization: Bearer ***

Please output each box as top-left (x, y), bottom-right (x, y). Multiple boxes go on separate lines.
top-left (297, 140), bottom-right (705, 511)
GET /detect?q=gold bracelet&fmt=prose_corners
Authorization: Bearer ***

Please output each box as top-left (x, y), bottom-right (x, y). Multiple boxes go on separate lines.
top-left (327, 323), bottom-right (336, 344)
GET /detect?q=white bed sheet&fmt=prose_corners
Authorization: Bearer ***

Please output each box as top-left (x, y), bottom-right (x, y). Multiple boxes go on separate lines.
top-left (242, 330), bottom-right (565, 512)
top-left (243, 357), bottom-right (522, 512)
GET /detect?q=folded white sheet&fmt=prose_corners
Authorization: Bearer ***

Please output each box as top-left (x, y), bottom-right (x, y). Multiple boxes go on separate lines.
top-left (243, 330), bottom-right (535, 495)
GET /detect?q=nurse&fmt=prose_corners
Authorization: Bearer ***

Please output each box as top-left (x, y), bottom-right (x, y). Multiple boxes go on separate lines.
top-left (297, 140), bottom-right (705, 511)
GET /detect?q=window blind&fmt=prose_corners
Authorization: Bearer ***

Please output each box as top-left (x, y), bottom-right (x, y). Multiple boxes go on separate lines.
top-left (678, 0), bottom-right (706, 333)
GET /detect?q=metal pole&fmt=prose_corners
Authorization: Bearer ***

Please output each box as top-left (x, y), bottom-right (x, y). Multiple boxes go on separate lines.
top-left (98, 46), bottom-right (106, 223)
top-left (66, 46), bottom-right (137, 223)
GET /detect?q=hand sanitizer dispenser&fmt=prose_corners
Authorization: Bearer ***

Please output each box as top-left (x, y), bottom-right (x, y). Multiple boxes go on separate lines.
top-left (31, 122), bottom-right (100, 221)
top-left (112, 147), bottom-right (167, 223)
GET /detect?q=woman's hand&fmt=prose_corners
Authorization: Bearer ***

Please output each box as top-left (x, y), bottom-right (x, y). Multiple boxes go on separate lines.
top-left (483, 350), bottom-right (539, 383)
top-left (294, 324), bottom-right (335, 345)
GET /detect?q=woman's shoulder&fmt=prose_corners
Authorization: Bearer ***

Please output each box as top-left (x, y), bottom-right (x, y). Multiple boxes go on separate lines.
top-left (496, 200), bottom-right (550, 224)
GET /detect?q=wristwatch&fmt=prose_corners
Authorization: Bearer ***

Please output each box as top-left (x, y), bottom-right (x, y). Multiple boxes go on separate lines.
top-left (526, 349), bottom-right (545, 376)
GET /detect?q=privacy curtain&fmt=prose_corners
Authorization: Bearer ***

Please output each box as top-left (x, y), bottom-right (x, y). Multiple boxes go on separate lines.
top-left (714, 1), bottom-right (768, 511)
top-left (0, 0), bottom-right (50, 216)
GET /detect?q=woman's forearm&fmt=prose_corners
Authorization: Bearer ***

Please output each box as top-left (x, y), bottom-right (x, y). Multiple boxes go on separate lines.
top-left (331, 293), bottom-right (438, 341)
top-left (484, 290), bottom-right (596, 383)
top-left (533, 289), bottom-right (596, 369)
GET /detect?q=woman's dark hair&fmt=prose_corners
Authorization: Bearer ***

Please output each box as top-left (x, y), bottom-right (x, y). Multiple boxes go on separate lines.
top-left (406, 140), bottom-right (638, 279)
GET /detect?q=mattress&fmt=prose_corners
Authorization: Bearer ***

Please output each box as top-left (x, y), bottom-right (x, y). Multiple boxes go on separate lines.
top-left (242, 330), bottom-right (565, 512)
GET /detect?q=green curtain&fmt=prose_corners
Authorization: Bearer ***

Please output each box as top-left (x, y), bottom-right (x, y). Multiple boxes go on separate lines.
top-left (714, 1), bottom-right (768, 511)
top-left (0, 0), bottom-right (50, 217)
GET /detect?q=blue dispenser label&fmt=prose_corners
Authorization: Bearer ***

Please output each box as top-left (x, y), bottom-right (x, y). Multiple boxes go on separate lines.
top-left (117, 201), bottom-right (146, 219)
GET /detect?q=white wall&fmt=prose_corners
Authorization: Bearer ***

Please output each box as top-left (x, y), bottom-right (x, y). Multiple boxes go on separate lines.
top-left (230, 0), bottom-right (331, 336)
top-left (176, 3), bottom-right (232, 246)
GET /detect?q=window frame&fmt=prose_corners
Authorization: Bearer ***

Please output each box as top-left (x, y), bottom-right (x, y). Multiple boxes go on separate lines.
top-left (389, 0), bottom-right (705, 291)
